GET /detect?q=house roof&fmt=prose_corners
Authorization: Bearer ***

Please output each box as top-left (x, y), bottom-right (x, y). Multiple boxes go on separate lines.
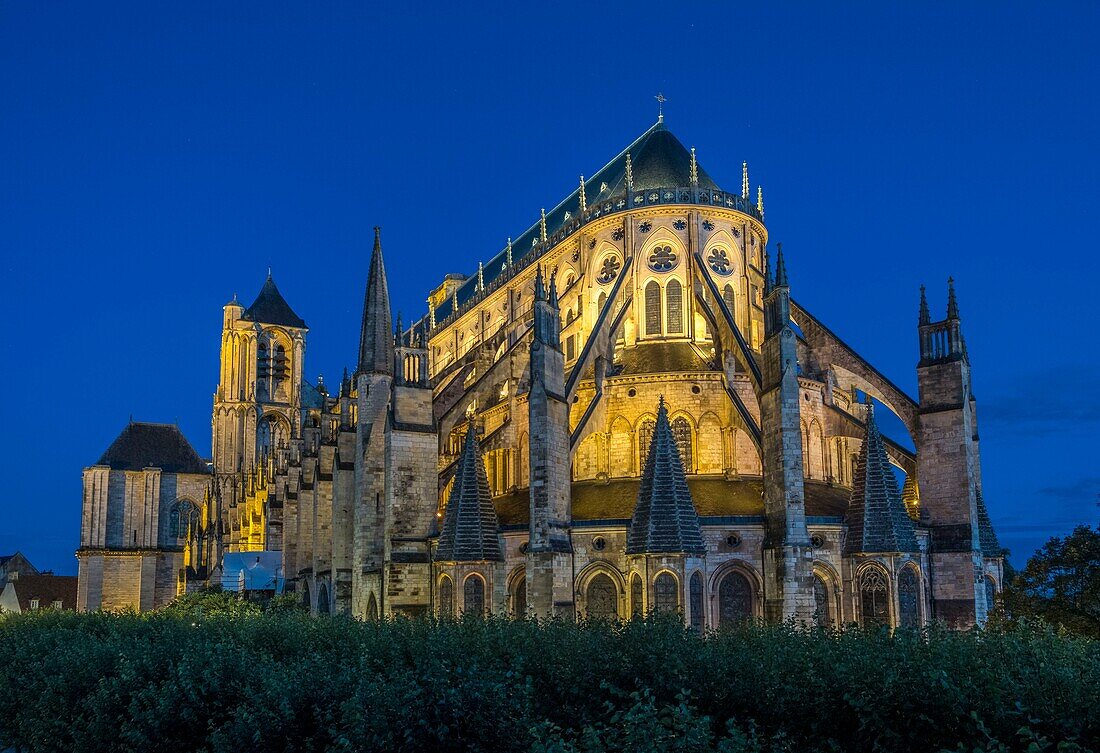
top-left (8, 575), bottom-right (77, 611)
top-left (243, 274), bottom-right (306, 329)
top-left (96, 422), bottom-right (210, 475)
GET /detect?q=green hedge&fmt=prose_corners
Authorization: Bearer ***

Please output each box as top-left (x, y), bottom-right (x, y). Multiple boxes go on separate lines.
top-left (0, 611), bottom-right (1096, 753)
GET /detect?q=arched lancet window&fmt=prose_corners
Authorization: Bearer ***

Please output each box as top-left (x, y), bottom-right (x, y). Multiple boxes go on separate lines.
top-left (860, 567), bottom-right (890, 627)
top-left (256, 341), bottom-right (270, 400)
top-left (813, 574), bottom-right (833, 628)
top-left (644, 281), bottom-right (662, 336)
top-left (463, 574), bottom-right (486, 616)
top-left (597, 291), bottom-right (607, 314)
top-left (653, 572), bottom-right (678, 614)
top-left (722, 284), bottom-right (736, 316)
top-left (438, 576), bottom-right (454, 618)
top-left (365, 593), bottom-right (378, 620)
top-left (169, 500), bottom-right (198, 539)
top-left (718, 571), bottom-right (753, 626)
top-left (638, 419), bottom-right (656, 471)
top-left (666, 279), bottom-right (683, 335)
top-left (513, 576), bottom-right (527, 617)
top-left (585, 573), bottom-right (617, 620)
top-left (689, 571), bottom-right (704, 632)
top-left (300, 582), bottom-right (311, 610)
top-left (317, 582), bottom-right (330, 615)
top-left (984, 575), bottom-right (997, 617)
top-left (671, 417), bottom-right (693, 472)
top-left (898, 567), bottom-right (920, 628)
top-left (631, 573), bottom-right (644, 617)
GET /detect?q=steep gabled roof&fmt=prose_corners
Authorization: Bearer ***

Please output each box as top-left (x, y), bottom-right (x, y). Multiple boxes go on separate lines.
top-left (436, 422), bottom-right (502, 562)
top-left (243, 274), bottom-right (306, 329)
top-left (844, 403), bottom-right (918, 554)
top-left (96, 422), bottom-right (210, 475)
top-left (7, 575), bottom-right (78, 611)
top-left (975, 491), bottom-right (1002, 556)
top-left (627, 399), bottom-right (706, 555)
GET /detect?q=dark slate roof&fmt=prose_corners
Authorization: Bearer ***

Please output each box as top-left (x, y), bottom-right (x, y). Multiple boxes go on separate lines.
top-left (975, 491), bottom-right (1001, 556)
top-left (618, 342), bottom-right (715, 376)
top-left (436, 423), bottom-right (503, 562)
top-left (358, 227), bottom-right (393, 376)
top-left (844, 403), bottom-right (918, 554)
top-left (428, 121), bottom-right (723, 323)
top-left (243, 274), bottom-right (306, 329)
top-left (627, 400), bottom-right (706, 555)
top-left (301, 381), bottom-right (324, 410)
top-left (96, 422), bottom-right (210, 475)
top-left (9, 575), bottom-right (78, 611)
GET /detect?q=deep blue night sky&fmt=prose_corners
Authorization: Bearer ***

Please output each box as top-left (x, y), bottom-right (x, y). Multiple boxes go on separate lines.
top-left (2, 2), bottom-right (1097, 574)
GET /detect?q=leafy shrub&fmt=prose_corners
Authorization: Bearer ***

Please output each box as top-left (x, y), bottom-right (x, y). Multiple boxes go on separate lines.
top-left (0, 612), bottom-right (1095, 753)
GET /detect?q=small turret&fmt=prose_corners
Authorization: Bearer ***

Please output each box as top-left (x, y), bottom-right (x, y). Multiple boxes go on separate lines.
top-left (919, 285), bottom-right (930, 326)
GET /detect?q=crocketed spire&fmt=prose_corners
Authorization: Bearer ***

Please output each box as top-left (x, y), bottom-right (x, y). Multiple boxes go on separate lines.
top-left (627, 398), bottom-right (705, 555)
top-left (436, 421), bottom-right (503, 562)
top-left (357, 227), bottom-right (393, 377)
top-left (844, 400), bottom-right (918, 554)
top-left (975, 491), bottom-right (1001, 556)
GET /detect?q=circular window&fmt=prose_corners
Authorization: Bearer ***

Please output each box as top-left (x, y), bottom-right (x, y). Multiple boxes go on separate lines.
top-left (519, 541), bottom-right (529, 554)
top-left (648, 245), bottom-right (677, 272)
top-left (811, 533), bottom-right (825, 548)
top-left (596, 255), bottom-right (621, 284)
top-left (627, 388), bottom-right (637, 398)
top-left (707, 248), bottom-right (733, 276)
top-left (592, 536), bottom-right (607, 552)
top-left (691, 385), bottom-right (701, 395)
top-left (725, 532), bottom-right (742, 549)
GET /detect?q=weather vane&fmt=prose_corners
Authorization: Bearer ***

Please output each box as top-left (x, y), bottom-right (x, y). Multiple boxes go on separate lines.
top-left (655, 92), bottom-right (666, 122)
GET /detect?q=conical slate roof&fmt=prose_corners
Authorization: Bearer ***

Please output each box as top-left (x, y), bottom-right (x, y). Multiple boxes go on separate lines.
top-left (627, 399), bottom-right (706, 555)
top-left (436, 422), bottom-right (502, 562)
top-left (243, 274), bottom-right (306, 329)
top-left (975, 491), bottom-right (1001, 556)
top-left (844, 402), bottom-right (918, 554)
top-left (358, 227), bottom-right (393, 376)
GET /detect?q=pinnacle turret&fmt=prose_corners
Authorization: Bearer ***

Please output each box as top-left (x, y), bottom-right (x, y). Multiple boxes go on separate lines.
top-left (946, 277), bottom-right (960, 320)
top-left (435, 420), bottom-right (502, 562)
top-left (774, 242), bottom-right (789, 288)
top-left (919, 285), bottom-right (930, 325)
top-left (357, 227), bottom-right (393, 377)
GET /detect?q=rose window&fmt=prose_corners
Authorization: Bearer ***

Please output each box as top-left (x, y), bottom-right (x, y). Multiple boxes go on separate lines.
top-left (707, 248), bottom-right (732, 276)
top-left (648, 245), bottom-right (677, 272)
top-left (596, 255), bottom-right (621, 284)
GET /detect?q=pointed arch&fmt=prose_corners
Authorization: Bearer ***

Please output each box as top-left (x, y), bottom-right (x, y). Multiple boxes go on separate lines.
top-left (898, 565), bottom-right (922, 628)
top-left (666, 278), bottom-right (684, 335)
top-left (858, 564), bottom-right (891, 627)
top-left (635, 413), bottom-right (657, 473)
top-left (670, 414), bottom-right (694, 473)
top-left (438, 574), bottom-right (454, 618)
top-left (609, 416), bottom-right (633, 478)
top-left (644, 280), bottom-right (662, 337)
top-left (653, 570), bottom-right (679, 614)
top-left (696, 411), bottom-right (724, 474)
top-left (689, 571), bottom-right (705, 632)
top-left (463, 573), bottom-right (486, 616)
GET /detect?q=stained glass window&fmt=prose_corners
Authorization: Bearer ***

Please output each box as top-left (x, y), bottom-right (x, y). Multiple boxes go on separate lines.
top-left (898, 568), bottom-right (920, 628)
top-left (631, 574), bottom-right (644, 617)
top-left (666, 279), bottom-right (683, 334)
top-left (586, 573), bottom-right (617, 619)
top-left (722, 284), bottom-right (736, 316)
top-left (984, 576), bottom-right (997, 616)
top-left (689, 571), bottom-right (704, 632)
top-left (438, 576), bottom-right (454, 618)
top-left (671, 417), bottom-right (692, 472)
top-left (813, 574), bottom-right (833, 628)
top-left (648, 245), bottom-right (677, 272)
top-left (463, 574), bottom-right (486, 616)
top-left (513, 577), bottom-right (527, 617)
top-left (860, 567), bottom-right (890, 626)
top-left (645, 281), bottom-right (662, 336)
top-left (169, 500), bottom-right (198, 539)
top-left (638, 419), bottom-right (656, 471)
top-left (654, 572), bottom-right (679, 614)
top-left (718, 571), bottom-right (752, 626)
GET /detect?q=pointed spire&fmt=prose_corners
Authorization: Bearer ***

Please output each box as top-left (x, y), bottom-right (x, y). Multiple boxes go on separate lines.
top-left (357, 226), bottom-right (394, 376)
top-left (394, 311), bottom-right (403, 347)
top-left (975, 491), bottom-right (1001, 556)
top-left (689, 147), bottom-right (699, 187)
top-left (774, 242), bottom-right (789, 288)
top-left (742, 161), bottom-right (750, 199)
top-left (844, 398), bottom-right (918, 554)
top-left (627, 398), bottom-right (705, 555)
top-left (435, 419), bottom-right (503, 562)
top-left (578, 175), bottom-right (587, 214)
top-left (919, 285), bottom-right (930, 325)
top-left (946, 277), bottom-right (960, 319)
top-left (534, 265), bottom-right (546, 301)
top-left (506, 237), bottom-right (513, 268)
top-left (539, 208), bottom-right (548, 242)
top-left (764, 245), bottom-right (774, 294)
top-left (340, 366), bottom-right (350, 397)
top-left (548, 268), bottom-right (559, 308)
top-left (756, 185), bottom-right (764, 219)
top-left (477, 261), bottom-right (485, 292)
top-left (625, 151), bottom-right (635, 191)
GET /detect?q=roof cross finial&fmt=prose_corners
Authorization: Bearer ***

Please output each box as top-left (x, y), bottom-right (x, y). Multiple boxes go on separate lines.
top-left (689, 147), bottom-right (699, 187)
top-left (625, 151), bottom-right (635, 191)
top-left (578, 175), bottom-right (587, 214)
top-left (267, 266), bottom-right (272, 279)
top-left (742, 161), bottom-right (750, 199)
top-left (505, 237), bottom-right (513, 268)
top-left (756, 185), bottom-right (764, 219)
top-left (540, 208), bottom-right (548, 242)
top-left (477, 261), bottom-right (485, 292)
top-left (655, 92), bottom-right (666, 123)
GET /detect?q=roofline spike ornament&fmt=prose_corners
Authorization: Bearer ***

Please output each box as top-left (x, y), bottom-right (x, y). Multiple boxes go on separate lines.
top-left (540, 208), bottom-right (548, 242)
top-left (477, 261), bottom-right (484, 292)
top-left (428, 297), bottom-right (436, 329)
top-left (757, 185), bottom-right (764, 219)
top-left (548, 267), bottom-right (559, 308)
top-left (506, 237), bottom-right (513, 268)
top-left (689, 147), bottom-right (699, 187)
top-left (578, 175), bottom-right (587, 214)
top-left (534, 264), bottom-right (546, 301)
top-left (946, 276), bottom-right (960, 319)
top-left (775, 242), bottom-right (788, 287)
top-left (625, 151), bottom-right (635, 191)
top-left (742, 161), bottom-right (750, 199)
top-left (919, 284), bottom-right (930, 325)
top-left (655, 92), bottom-right (666, 123)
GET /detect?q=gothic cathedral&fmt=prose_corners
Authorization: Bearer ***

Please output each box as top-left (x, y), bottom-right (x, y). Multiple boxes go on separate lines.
top-left (77, 119), bottom-right (1003, 628)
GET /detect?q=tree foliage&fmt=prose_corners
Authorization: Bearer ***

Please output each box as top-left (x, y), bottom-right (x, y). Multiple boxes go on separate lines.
top-left (1001, 524), bottom-right (1100, 638)
top-left (0, 611), bottom-right (1095, 753)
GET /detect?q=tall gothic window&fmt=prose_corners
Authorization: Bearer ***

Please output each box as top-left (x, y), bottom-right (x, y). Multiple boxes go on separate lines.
top-left (463, 574), bottom-right (486, 616)
top-left (565, 310), bottom-right (576, 361)
top-left (984, 576), bottom-right (997, 617)
top-left (256, 342), bottom-right (270, 401)
top-left (438, 576), bottom-right (454, 618)
top-left (860, 567), bottom-right (890, 626)
top-left (317, 582), bottom-right (330, 615)
top-left (898, 568), bottom-right (920, 628)
top-left (169, 500), bottom-right (198, 540)
top-left (654, 572), bottom-right (678, 614)
top-left (689, 572), bottom-right (704, 633)
top-left (638, 419), bottom-right (656, 471)
top-left (597, 291), bottom-right (607, 316)
top-left (718, 571), bottom-right (753, 626)
top-left (671, 417), bottom-right (693, 473)
top-left (666, 279), bottom-right (683, 334)
top-left (645, 281), bottom-right (662, 336)
top-left (813, 574), bottom-right (833, 628)
top-left (722, 284), bottom-right (736, 317)
top-left (631, 573), bottom-right (644, 617)
top-left (586, 574), bottom-right (617, 620)
top-left (513, 576), bottom-right (527, 617)
top-left (365, 593), bottom-right (378, 620)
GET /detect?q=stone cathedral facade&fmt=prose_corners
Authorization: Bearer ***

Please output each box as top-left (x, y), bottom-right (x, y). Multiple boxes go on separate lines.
top-left (77, 120), bottom-right (1003, 628)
